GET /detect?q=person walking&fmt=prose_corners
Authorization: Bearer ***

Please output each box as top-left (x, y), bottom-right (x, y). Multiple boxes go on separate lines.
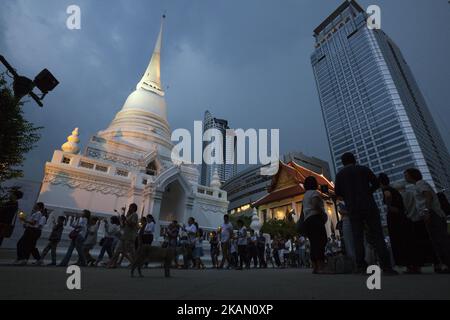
top-left (95, 216), bottom-right (121, 266)
top-left (184, 217), bottom-right (198, 269)
top-left (404, 168), bottom-right (450, 273)
top-left (167, 220), bottom-right (180, 267)
top-left (298, 236), bottom-right (307, 268)
top-left (302, 176), bottom-right (328, 274)
top-left (15, 202), bottom-right (45, 265)
top-left (335, 152), bottom-right (396, 275)
top-left (144, 214), bottom-right (156, 246)
top-left (209, 230), bottom-right (220, 268)
top-left (193, 229), bottom-right (205, 269)
top-left (236, 219), bottom-right (248, 270)
top-left (108, 203), bottom-right (139, 268)
top-left (218, 214), bottom-right (233, 269)
top-left (83, 216), bottom-right (100, 266)
top-left (59, 210), bottom-right (90, 267)
top-left (256, 232), bottom-right (266, 268)
top-left (379, 173), bottom-right (419, 273)
top-left (37, 215), bottom-right (66, 266)
top-left (30, 207), bottom-right (49, 264)
top-left (265, 243), bottom-right (275, 268)
top-left (248, 229), bottom-right (258, 268)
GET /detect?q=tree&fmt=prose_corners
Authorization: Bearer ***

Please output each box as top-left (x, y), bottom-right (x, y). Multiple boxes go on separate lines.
top-left (229, 214), bottom-right (251, 228)
top-left (260, 218), bottom-right (297, 239)
top-left (0, 73), bottom-right (41, 193)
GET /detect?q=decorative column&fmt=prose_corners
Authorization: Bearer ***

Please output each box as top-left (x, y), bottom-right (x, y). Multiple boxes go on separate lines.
top-left (250, 207), bottom-right (262, 235)
top-left (152, 189), bottom-right (164, 240)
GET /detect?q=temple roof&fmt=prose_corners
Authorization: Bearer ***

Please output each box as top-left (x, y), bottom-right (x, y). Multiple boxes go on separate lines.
top-left (252, 161), bottom-right (334, 207)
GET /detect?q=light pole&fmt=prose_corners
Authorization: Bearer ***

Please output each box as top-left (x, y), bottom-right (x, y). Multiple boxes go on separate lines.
top-left (0, 55), bottom-right (59, 107)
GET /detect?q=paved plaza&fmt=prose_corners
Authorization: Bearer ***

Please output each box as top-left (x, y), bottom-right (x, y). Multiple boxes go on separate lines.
top-left (0, 264), bottom-right (449, 300)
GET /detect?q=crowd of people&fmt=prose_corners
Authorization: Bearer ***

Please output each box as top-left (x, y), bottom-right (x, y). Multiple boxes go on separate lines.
top-left (0, 152), bottom-right (449, 275)
top-left (302, 152), bottom-right (450, 275)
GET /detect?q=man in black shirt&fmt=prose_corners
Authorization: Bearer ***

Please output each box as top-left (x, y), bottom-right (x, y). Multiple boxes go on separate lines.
top-left (335, 152), bottom-right (396, 274)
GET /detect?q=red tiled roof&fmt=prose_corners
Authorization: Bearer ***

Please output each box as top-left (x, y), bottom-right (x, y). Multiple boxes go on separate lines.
top-left (252, 161), bottom-right (335, 208)
top-left (288, 161), bottom-right (334, 191)
top-left (253, 184), bottom-right (305, 207)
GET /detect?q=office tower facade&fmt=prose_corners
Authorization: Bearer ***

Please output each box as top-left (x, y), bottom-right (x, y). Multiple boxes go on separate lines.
top-left (200, 110), bottom-right (237, 186)
top-left (311, 0), bottom-right (450, 195)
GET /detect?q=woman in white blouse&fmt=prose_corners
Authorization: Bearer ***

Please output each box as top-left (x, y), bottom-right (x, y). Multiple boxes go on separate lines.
top-left (302, 176), bottom-right (328, 274)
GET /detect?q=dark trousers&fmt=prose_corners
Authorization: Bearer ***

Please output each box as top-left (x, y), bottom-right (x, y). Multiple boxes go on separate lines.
top-left (248, 246), bottom-right (258, 267)
top-left (97, 237), bottom-right (115, 262)
top-left (41, 240), bottom-right (59, 264)
top-left (219, 242), bottom-right (231, 268)
top-left (257, 246), bottom-right (266, 267)
top-left (273, 250), bottom-right (281, 267)
top-left (305, 214), bottom-right (327, 262)
top-left (350, 209), bottom-right (392, 270)
top-left (237, 245), bottom-right (248, 268)
top-left (426, 212), bottom-right (450, 267)
top-left (17, 228), bottom-right (41, 260)
top-left (60, 235), bottom-right (86, 266)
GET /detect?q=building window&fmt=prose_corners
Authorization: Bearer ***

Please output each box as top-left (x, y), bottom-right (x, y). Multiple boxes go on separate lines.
top-left (146, 161), bottom-right (157, 176)
top-left (79, 161), bottom-right (94, 169)
top-left (62, 157), bottom-right (71, 164)
top-left (116, 169), bottom-right (129, 177)
top-left (142, 179), bottom-right (148, 185)
top-left (95, 165), bottom-right (108, 172)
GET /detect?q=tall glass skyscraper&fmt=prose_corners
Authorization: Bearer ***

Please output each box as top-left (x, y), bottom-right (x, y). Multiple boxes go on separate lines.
top-left (200, 110), bottom-right (237, 186)
top-left (311, 0), bottom-right (450, 196)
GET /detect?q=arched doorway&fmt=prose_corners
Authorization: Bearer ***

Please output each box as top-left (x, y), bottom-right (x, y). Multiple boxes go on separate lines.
top-left (159, 179), bottom-right (186, 223)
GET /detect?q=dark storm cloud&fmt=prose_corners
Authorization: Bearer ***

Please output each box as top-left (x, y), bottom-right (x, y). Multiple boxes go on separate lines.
top-left (0, 0), bottom-right (449, 181)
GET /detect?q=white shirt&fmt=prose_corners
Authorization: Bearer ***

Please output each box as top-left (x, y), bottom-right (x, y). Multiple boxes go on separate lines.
top-left (144, 221), bottom-right (155, 234)
top-left (237, 227), bottom-right (247, 246)
top-left (401, 184), bottom-right (420, 221)
top-left (299, 236), bottom-right (306, 249)
top-left (75, 217), bottom-right (88, 238)
top-left (415, 180), bottom-right (446, 219)
top-left (220, 222), bottom-right (233, 242)
top-left (185, 223), bottom-right (197, 244)
top-left (105, 223), bottom-right (121, 239)
top-left (302, 190), bottom-right (324, 221)
top-left (38, 215), bottom-right (47, 230)
top-left (25, 211), bottom-right (42, 229)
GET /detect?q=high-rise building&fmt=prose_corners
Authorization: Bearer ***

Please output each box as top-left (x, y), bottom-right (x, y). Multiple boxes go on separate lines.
top-left (200, 110), bottom-right (237, 186)
top-left (311, 0), bottom-right (450, 196)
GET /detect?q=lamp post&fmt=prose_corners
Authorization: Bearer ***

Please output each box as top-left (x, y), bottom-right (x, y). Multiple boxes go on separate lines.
top-left (0, 55), bottom-right (59, 107)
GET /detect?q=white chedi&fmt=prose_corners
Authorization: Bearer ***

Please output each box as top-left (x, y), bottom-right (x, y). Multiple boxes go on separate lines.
top-left (250, 207), bottom-right (262, 235)
top-left (61, 127), bottom-right (80, 154)
top-left (210, 169), bottom-right (221, 189)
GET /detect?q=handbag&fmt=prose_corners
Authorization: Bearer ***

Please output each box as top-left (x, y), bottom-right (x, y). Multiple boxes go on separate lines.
top-left (69, 227), bottom-right (80, 240)
top-left (296, 206), bottom-right (306, 236)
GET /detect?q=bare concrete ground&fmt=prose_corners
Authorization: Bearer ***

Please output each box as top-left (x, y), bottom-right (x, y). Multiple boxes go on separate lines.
top-left (0, 264), bottom-right (449, 300)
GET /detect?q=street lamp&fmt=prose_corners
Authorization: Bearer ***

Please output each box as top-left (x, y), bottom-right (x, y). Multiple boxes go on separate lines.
top-left (0, 55), bottom-right (59, 107)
